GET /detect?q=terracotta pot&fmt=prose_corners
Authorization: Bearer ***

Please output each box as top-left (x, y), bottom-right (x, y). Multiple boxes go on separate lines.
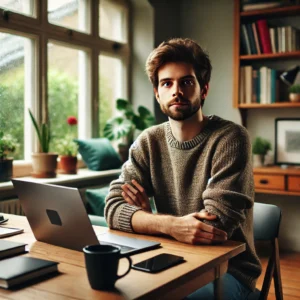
top-left (31, 153), bottom-right (58, 178)
top-left (289, 93), bottom-right (300, 102)
top-left (58, 155), bottom-right (77, 174)
top-left (0, 158), bottom-right (13, 182)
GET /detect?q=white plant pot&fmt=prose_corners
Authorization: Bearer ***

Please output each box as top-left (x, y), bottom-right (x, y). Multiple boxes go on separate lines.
top-left (289, 93), bottom-right (300, 103)
top-left (253, 154), bottom-right (264, 168)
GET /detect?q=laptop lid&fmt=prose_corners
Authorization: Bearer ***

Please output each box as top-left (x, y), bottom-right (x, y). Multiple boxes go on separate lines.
top-left (12, 179), bottom-right (160, 254)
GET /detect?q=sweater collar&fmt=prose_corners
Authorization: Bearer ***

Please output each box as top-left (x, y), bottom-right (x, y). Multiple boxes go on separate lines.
top-left (165, 115), bottom-right (217, 150)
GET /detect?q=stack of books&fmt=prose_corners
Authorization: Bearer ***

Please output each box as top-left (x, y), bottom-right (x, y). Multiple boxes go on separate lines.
top-left (239, 66), bottom-right (279, 104)
top-left (0, 240), bottom-right (59, 289)
top-left (242, 0), bottom-right (283, 12)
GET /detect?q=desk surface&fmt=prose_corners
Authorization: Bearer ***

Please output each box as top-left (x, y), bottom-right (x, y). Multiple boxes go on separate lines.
top-left (0, 214), bottom-right (245, 300)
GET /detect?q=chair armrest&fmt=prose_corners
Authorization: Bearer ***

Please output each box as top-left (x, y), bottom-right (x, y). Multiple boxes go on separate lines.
top-left (88, 215), bottom-right (108, 227)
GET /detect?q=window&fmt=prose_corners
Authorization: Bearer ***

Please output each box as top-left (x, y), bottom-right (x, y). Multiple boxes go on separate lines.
top-left (0, 0), bottom-right (130, 173)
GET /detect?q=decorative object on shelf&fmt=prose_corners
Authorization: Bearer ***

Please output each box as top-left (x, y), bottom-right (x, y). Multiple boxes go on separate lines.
top-left (55, 116), bottom-right (78, 174)
top-left (103, 99), bottom-right (156, 162)
top-left (252, 136), bottom-right (272, 167)
top-left (280, 65), bottom-right (299, 86)
top-left (288, 84), bottom-right (300, 102)
top-left (275, 118), bottom-right (300, 165)
top-left (28, 109), bottom-right (58, 178)
top-left (0, 131), bottom-right (18, 182)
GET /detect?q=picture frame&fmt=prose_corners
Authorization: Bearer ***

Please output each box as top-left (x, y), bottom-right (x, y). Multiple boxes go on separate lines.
top-left (275, 118), bottom-right (300, 165)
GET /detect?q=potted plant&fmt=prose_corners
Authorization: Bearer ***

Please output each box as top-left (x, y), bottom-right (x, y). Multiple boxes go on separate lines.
top-left (252, 137), bottom-right (271, 167)
top-left (0, 131), bottom-right (18, 182)
top-left (103, 99), bottom-right (156, 162)
top-left (29, 109), bottom-right (58, 178)
top-left (288, 84), bottom-right (300, 102)
top-left (55, 116), bottom-right (78, 174)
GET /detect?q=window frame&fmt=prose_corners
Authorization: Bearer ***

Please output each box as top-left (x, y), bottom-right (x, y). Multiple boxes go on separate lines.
top-left (0, 0), bottom-right (131, 176)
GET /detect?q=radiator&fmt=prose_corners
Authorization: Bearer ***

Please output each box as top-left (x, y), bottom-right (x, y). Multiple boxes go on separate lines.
top-left (0, 198), bottom-right (24, 216)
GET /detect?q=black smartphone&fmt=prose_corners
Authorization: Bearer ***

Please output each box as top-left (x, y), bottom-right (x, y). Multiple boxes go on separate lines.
top-left (132, 253), bottom-right (184, 273)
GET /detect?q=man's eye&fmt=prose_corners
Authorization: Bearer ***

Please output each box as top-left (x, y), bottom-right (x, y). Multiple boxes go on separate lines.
top-left (183, 80), bottom-right (194, 86)
top-left (162, 82), bottom-right (171, 87)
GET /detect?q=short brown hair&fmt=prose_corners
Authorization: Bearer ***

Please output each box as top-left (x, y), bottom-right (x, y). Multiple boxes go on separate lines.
top-left (145, 38), bottom-right (212, 89)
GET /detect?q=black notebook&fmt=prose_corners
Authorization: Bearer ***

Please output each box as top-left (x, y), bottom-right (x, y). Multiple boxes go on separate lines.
top-left (0, 256), bottom-right (59, 289)
top-left (0, 240), bottom-right (27, 259)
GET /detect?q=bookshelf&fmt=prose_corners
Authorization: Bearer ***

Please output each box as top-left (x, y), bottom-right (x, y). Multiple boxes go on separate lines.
top-left (233, 1), bottom-right (300, 195)
top-left (233, 1), bottom-right (300, 120)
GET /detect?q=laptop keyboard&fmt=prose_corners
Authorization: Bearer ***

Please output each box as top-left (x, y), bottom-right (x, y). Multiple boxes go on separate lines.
top-left (99, 241), bottom-right (135, 254)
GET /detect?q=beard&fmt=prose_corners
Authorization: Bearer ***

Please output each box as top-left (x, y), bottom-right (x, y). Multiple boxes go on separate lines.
top-left (159, 96), bottom-right (201, 121)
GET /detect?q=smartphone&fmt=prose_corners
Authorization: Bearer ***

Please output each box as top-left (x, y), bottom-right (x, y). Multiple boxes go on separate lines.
top-left (132, 253), bottom-right (184, 273)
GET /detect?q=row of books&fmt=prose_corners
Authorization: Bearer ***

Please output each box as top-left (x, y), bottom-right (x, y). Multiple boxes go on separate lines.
top-left (241, 20), bottom-right (300, 55)
top-left (239, 66), bottom-right (279, 104)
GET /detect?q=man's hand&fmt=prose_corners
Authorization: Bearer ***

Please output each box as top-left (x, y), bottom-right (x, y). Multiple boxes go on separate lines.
top-left (121, 180), bottom-right (152, 212)
top-left (169, 211), bottom-right (228, 245)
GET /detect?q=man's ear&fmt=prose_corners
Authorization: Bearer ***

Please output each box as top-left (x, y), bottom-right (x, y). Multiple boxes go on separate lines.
top-left (201, 83), bottom-right (209, 99)
top-left (154, 88), bottom-right (160, 103)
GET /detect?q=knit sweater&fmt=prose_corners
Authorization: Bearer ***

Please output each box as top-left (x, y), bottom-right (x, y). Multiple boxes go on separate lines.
top-left (104, 115), bottom-right (262, 291)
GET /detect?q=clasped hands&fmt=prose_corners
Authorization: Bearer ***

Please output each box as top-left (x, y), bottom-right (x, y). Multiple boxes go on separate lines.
top-left (121, 180), bottom-right (227, 245)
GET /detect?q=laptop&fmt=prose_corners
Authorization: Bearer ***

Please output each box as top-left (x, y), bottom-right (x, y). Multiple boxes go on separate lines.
top-left (12, 179), bottom-right (160, 255)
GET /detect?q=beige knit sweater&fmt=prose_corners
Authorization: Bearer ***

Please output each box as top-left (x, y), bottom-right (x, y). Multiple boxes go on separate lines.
top-left (104, 115), bottom-right (262, 291)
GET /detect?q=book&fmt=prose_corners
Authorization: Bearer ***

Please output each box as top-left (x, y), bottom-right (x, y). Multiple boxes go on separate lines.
top-left (256, 19), bottom-right (272, 54)
top-left (243, 2), bottom-right (282, 11)
top-left (0, 256), bottom-right (58, 289)
top-left (0, 240), bottom-right (27, 259)
top-left (252, 23), bottom-right (261, 54)
top-left (241, 24), bottom-right (251, 55)
top-left (0, 227), bottom-right (24, 238)
top-left (246, 23), bottom-right (258, 54)
top-left (245, 66), bottom-right (253, 104)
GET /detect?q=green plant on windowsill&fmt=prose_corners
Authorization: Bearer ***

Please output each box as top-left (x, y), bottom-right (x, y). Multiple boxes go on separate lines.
top-left (103, 99), bottom-right (156, 162)
top-left (28, 109), bottom-right (51, 153)
top-left (28, 109), bottom-right (58, 178)
top-left (0, 130), bottom-right (18, 182)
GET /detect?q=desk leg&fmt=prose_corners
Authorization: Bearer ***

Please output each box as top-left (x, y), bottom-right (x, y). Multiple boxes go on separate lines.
top-left (214, 261), bottom-right (228, 300)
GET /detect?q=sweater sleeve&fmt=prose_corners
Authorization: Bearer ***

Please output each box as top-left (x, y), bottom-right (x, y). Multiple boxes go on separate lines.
top-left (202, 125), bottom-right (254, 238)
top-left (104, 136), bottom-right (153, 232)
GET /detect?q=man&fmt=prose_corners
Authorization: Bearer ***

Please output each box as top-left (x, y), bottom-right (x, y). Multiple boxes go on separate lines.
top-left (104, 38), bottom-right (261, 299)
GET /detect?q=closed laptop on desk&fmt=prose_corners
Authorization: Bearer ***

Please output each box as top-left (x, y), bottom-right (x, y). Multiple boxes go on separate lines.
top-left (12, 179), bottom-right (160, 255)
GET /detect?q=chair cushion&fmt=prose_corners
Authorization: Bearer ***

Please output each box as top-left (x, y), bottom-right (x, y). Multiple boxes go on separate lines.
top-left (74, 138), bottom-right (122, 171)
top-left (85, 186), bottom-right (109, 217)
top-left (88, 215), bottom-right (108, 227)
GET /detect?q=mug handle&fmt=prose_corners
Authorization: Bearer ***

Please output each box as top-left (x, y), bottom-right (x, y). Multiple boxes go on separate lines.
top-left (117, 256), bottom-right (132, 279)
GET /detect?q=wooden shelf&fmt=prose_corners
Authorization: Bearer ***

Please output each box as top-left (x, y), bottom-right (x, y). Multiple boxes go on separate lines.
top-left (254, 166), bottom-right (300, 176)
top-left (240, 51), bottom-right (300, 61)
top-left (241, 5), bottom-right (300, 19)
top-left (239, 102), bottom-right (300, 109)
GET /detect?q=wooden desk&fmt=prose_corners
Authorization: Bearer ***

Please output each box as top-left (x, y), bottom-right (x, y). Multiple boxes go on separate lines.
top-left (0, 214), bottom-right (245, 300)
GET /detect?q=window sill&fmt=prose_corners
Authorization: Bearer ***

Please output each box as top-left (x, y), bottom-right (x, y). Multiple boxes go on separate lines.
top-left (0, 168), bottom-right (121, 199)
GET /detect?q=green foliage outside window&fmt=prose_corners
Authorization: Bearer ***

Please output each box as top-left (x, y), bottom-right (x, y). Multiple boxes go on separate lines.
top-left (0, 68), bottom-right (114, 159)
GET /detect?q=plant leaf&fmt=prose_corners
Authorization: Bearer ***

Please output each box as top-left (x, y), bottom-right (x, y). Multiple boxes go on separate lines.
top-left (103, 117), bottom-right (133, 141)
top-left (28, 109), bottom-right (43, 150)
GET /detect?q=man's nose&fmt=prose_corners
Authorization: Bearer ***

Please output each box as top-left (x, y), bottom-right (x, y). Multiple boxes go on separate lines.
top-left (172, 83), bottom-right (183, 97)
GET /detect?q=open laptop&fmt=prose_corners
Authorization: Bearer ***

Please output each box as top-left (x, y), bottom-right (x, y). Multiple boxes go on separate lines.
top-left (12, 179), bottom-right (160, 255)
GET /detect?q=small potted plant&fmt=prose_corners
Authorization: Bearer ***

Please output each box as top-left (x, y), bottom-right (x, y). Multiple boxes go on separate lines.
top-left (55, 116), bottom-right (78, 174)
top-left (0, 131), bottom-right (18, 182)
top-left (252, 137), bottom-right (272, 167)
top-left (29, 109), bottom-right (58, 178)
top-left (103, 99), bottom-right (156, 162)
top-left (288, 84), bottom-right (300, 102)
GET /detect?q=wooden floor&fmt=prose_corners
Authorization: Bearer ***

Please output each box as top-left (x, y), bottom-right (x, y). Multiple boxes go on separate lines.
top-left (256, 249), bottom-right (300, 300)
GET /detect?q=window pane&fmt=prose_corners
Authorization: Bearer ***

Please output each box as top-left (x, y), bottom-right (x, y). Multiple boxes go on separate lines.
top-left (99, 55), bottom-right (123, 136)
top-left (0, 0), bottom-right (35, 17)
top-left (99, 0), bottom-right (127, 42)
top-left (0, 32), bottom-right (34, 160)
top-left (48, 0), bottom-right (90, 33)
top-left (48, 42), bottom-right (79, 152)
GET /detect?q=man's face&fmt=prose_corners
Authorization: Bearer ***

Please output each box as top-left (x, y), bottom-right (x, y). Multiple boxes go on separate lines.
top-left (154, 62), bottom-right (208, 121)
